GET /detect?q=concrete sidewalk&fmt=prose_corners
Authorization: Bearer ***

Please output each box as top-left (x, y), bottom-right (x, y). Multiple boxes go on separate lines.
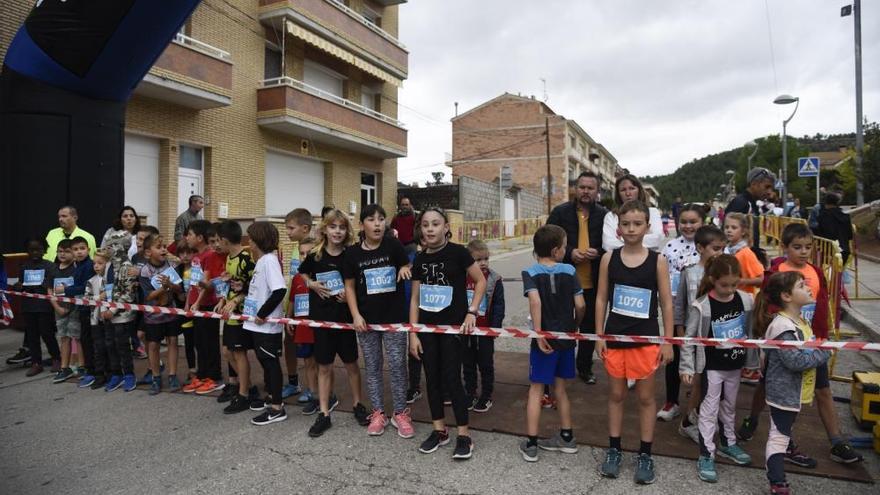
top-left (843, 255), bottom-right (880, 342)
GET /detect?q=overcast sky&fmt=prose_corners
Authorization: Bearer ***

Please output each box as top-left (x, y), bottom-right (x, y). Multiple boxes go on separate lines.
top-left (395, 0), bottom-right (878, 185)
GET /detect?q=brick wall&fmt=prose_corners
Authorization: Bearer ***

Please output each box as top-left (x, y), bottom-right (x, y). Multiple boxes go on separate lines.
top-left (517, 186), bottom-right (545, 219)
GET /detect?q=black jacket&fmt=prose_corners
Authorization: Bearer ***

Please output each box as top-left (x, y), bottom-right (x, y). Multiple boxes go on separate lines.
top-left (546, 200), bottom-right (608, 288)
top-left (815, 207), bottom-right (853, 258)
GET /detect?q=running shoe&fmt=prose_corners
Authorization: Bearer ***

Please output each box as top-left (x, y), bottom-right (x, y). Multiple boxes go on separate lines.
top-left (308, 413), bottom-right (332, 437)
top-left (537, 433), bottom-right (578, 454)
top-left (406, 389), bottom-right (422, 404)
top-left (195, 378), bottom-right (224, 395)
top-left (634, 453), bottom-right (656, 485)
top-left (717, 444), bottom-right (751, 465)
top-left (418, 429), bottom-right (450, 454)
top-left (366, 410), bottom-right (387, 436)
top-left (520, 440), bottom-right (538, 462)
top-left (252, 407), bottom-right (287, 426)
top-left (697, 455), bottom-right (717, 483)
top-left (452, 435), bottom-right (473, 460)
top-left (122, 373), bottom-right (137, 392)
top-left (105, 374), bottom-right (123, 392)
top-left (391, 409), bottom-right (415, 439)
top-left (473, 396), bottom-right (493, 413)
top-left (830, 442), bottom-right (863, 464)
top-left (599, 448), bottom-right (622, 478)
top-left (656, 402), bottom-right (680, 421)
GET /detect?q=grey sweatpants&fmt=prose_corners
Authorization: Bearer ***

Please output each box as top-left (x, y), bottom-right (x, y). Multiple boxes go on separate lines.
top-left (358, 331), bottom-right (408, 414)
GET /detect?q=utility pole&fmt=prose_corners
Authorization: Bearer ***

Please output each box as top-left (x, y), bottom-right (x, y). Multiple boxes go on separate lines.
top-left (854, 0), bottom-right (865, 205)
top-left (545, 116), bottom-right (552, 214)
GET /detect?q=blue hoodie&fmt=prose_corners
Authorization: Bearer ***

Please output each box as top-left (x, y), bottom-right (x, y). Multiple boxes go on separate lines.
top-left (65, 257), bottom-right (95, 313)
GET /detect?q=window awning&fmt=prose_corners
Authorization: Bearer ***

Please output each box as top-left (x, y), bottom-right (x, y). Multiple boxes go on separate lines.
top-left (286, 20), bottom-right (402, 87)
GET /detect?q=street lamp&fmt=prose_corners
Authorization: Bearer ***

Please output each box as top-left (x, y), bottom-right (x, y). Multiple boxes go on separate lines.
top-left (773, 94), bottom-right (799, 203)
top-left (744, 140), bottom-right (759, 174)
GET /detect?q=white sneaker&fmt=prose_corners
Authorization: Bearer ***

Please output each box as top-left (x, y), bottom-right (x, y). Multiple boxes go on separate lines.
top-left (678, 419), bottom-right (700, 444)
top-left (657, 402), bottom-right (681, 421)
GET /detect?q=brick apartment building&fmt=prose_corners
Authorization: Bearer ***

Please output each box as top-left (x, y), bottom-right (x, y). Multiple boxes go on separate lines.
top-left (1, 0), bottom-right (408, 235)
top-left (448, 93), bottom-right (621, 210)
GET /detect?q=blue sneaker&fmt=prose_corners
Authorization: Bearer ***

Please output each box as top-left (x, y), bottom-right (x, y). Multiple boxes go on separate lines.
top-left (138, 371), bottom-right (153, 385)
top-left (122, 373), bottom-right (137, 392)
top-left (149, 378), bottom-right (162, 396)
top-left (168, 375), bottom-right (181, 392)
top-left (302, 398), bottom-right (318, 415)
top-left (634, 453), bottom-right (656, 485)
top-left (599, 448), bottom-right (622, 478)
top-left (297, 388), bottom-right (314, 404)
top-left (697, 455), bottom-right (717, 483)
top-left (78, 374), bottom-right (96, 388)
top-left (105, 375), bottom-right (123, 392)
top-left (717, 444), bottom-right (751, 466)
top-left (281, 383), bottom-right (301, 399)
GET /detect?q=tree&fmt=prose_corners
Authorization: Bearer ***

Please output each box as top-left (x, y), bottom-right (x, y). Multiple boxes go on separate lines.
top-left (431, 171), bottom-right (445, 185)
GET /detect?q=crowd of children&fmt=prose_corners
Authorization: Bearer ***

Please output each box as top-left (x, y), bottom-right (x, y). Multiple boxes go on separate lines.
top-left (6, 199), bottom-right (866, 494)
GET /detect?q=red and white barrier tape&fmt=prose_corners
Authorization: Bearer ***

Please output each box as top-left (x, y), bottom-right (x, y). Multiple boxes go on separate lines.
top-left (2, 289), bottom-right (878, 352)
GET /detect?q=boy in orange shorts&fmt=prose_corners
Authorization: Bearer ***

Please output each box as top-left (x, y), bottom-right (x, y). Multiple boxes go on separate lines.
top-left (595, 200), bottom-right (674, 485)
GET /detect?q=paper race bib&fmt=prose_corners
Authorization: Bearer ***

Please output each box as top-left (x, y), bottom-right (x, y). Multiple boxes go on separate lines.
top-left (53, 277), bottom-right (74, 294)
top-left (364, 266), bottom-right (396, 295)
top-left (419, 284), bottom-right (453, 313)
top-left (711, 314), bottom-right (746, 340)
top-left (611, 284), bottom-right (651, 319)
top-left (466, 289), bottom-right (487, 316)
top-left (104, 283), bottom-right (114, 300)
top-left (800, 303), bottom-right (816, 323)
top-left (294, 294), bottom-right (309, 317)
top-left (243, 297), bottom-right (258, 317)
top-left (189, 265), bottom-right (204, 286)
top-left (289, 258), bottom-right (301, 277)
top-left (211, 277), bottom-right (229, 298)
top-left (316, 271), bottom-right (344, 295)
top-left (670, 271), bottom-right (681, 298)
top-left (23, 269), bottom-right (45, 286)
top-left (151, 267), bottom-right (182, 290)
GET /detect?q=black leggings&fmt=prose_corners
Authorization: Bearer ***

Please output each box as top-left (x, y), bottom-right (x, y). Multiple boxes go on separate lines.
top-left (25, 312), bottom-right (59, 364)
top-left (78, 310), bottom-right (94, 373)
top-left (462, 335), bottom-right (494, 398)
top-left (408, 352), bottom-right (422, 391)
top-left (182, 321), bottom-right (196, 370)
top-left (252, 332), bottom-right (283, 406)
top-left (195, 318), bottom-right (221, 381)
top-left (665, 345), bottom-right (681, 404)
top-left (107, 321), bottom-right (135, 375)
top-left (576, 288), bottom-right (597, 374)
top-left (91, 321), bottom-right (110, 377)
top-left (420, 333), bottom-right (468, 426)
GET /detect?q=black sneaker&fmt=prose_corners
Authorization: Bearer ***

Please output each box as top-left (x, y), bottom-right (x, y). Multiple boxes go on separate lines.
top-left (736, 416), bottom-right (757, 442)
top-left (250, 396), bottom-right (269, 412)
top-left (452, 435), bottom-right (474, 460)
top-left (223, 395), bottom-right (250, 414)
top-left (328, 394), bottom-right (340, 413)
top-left (302, 398), bottom-right (319, 415)
top-left (217, 384), bottom-right (237, 403)
top-left (406, 389), bottom-right (422, 404)
top-left (830, 442), bottom-right (864, 464)
top-left (251, 407), bottom-right (287, 426)
top-left (784, 445), bottom-right (817, 468)
top-left (6, 347), bottom-right (31, 365)
top-left (418, 429), bottom-right (450, 454)
top-left (473, 396), bottom-right (493, 413)
top-left (308, 413), bottom-right (332, 437)
top-left (579, 370), bottom-right (597, 385)
top-left (90, 376), bottom-right (107, 390)
top-left (353, 402), bottom-right (370, 426)
top-left (467, 396), bottom-right (477, 411)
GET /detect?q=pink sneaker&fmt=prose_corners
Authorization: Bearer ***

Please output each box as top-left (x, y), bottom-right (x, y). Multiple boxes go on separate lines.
top-left (367, 410), bottom-right (387, 436)
top-left (391, 408), bottom-right (415, 439)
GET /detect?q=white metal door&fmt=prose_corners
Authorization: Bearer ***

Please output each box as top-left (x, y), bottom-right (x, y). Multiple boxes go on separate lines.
top-left (124, 134), bottom-right (159, 225)
top-left (178, 170), bottom-right (203, 215)
top-left (504, 197), bottom-right (516, 237)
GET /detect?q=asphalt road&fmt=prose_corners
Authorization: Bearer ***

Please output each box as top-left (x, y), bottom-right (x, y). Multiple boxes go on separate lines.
top-left (0, 248), bottom-right (877, 494)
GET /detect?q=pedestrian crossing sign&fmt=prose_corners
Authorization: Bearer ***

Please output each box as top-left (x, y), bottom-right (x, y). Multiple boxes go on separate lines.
top-left (798, 157), bottom-right (820, 177)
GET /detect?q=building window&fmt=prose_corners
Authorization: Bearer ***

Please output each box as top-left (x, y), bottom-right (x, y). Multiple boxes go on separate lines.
top-left (264, 46), bottom-right (282, 79)
top-left (362, 6), bottom-right (382, 28)
top-left (361, 172), bottom-right (377, 207)
top-left (361, 84), bottom-right (380, 111)
top-left (304, 59), bottom-right (345, 97)
top-left (180, 145), bottom-right (203, 170)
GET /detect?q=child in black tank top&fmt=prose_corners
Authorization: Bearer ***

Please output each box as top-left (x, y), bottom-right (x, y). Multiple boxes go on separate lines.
top-left (594, 201), bottom-right (674, 484)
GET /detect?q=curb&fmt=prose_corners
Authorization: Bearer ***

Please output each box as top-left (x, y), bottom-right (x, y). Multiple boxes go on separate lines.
top-left (841, 306), bottom-right (880, 343)
top-left (490, 245), bottom-right (533, 261)
top-left (857, 252), bottom-right (880, 264)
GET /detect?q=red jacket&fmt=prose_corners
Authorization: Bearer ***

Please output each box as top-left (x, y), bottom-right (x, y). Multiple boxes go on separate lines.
top-left (763, 257), bottom-right (830, 339)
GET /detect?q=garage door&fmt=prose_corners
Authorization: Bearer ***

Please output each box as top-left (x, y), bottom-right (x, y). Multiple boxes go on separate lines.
top-left (124, 134), bottom-right (159, 225)
top-left (265, 150), bottom-right (324, 217)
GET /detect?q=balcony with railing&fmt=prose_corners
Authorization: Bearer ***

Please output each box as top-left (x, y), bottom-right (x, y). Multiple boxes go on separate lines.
top-left (133, 33), bottom-right (233, 109)
top-left (257, 76), bottom-right (406, 158)
top-left (258, 0), bottom-right (408, 79)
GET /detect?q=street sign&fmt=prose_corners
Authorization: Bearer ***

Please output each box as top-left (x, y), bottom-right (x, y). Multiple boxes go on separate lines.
top-left (775, 179), bottom-right (784, 190)
top-left (500, 165), bottom-right (513, 189)
top-left (798, 157), bottom-right (820, 177)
